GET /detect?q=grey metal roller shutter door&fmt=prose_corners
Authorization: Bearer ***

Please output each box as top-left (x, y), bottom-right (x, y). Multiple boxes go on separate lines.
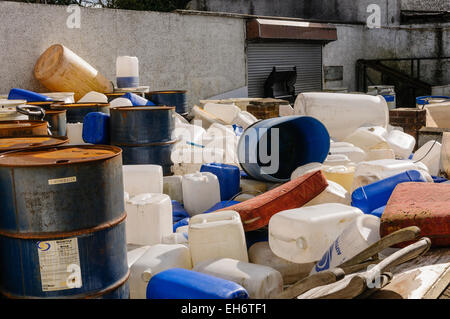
top-left (247, 42), bottom-right (323, 98)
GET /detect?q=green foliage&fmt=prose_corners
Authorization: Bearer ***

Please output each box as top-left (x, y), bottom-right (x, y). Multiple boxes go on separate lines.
top-left (8, 0), bottom-right (191, 11)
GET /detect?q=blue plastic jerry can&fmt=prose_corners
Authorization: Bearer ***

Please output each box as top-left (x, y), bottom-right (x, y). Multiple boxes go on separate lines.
top-left (82, 112), bottom-right (110, 144)
top-left (8, 88), bottom-right (53, 102)
top-left (200, 163), bottom-right (240, 201)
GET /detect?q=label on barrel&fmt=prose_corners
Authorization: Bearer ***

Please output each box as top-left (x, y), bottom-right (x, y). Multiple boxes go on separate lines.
top-left (37, 238), bottom-right (83, 292)
top-left (48, 176), bottom-right (77, 185)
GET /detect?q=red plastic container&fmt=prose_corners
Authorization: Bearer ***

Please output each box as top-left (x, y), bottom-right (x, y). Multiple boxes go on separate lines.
top-left (219, 170), bottom-right (328, 232)
top-left (381, 182), bottom-right (450, 247)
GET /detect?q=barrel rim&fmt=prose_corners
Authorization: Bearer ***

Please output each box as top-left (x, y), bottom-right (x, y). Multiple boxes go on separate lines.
top-left (43, 109), bottom-right (67, 115)
top-left (26, 101), bottom-right (63, 107)
top-left (0, 135), bottom-right (69, 153)
top-left (147, 90), bottom-right (188, 95)
top-left (111, 139), bottom-right (178, 147)
top-left (110, 106), bottom-right (175, 111)
top-left (51, 102), bottom-right (110, 109)
top-left (0, 144), bottom-right (123, 167)
top-left (0, 120), bottom-right (48, 128)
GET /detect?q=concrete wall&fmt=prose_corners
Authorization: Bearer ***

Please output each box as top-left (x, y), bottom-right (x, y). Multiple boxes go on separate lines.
top-left (323, 23), bottom-right (450, 92)
top-left (188, 0), bottom-right (401, 25)
top-left (0, 1), bottom-right (246, 107)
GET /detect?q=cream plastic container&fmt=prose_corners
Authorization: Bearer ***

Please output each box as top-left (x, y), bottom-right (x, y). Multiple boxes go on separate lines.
top-left (352, 159), bottom-right (432, 191)
top-left (304, 180), bottom-right (351, 206)
top-left (294, 93), bottom-right (389, 141)
top-left (248, 241), bottom-right (315, 285)
top-left (412, 140), bottom-right (442, 176)
top-left (125, 193), bottom-right (173, 246)
top-left (231, 111), bottom-right (258, 129)
top-left (193, 258), bottom-right (283, 299)
top-left (182, 172), bottom-right (221, 216)
top-left (268, 203), bottom-right (363, 263)
top-left (77, 91), bottom-right (108, 103)
top-left (366, 148), bottom-right (395, 161)
top-left (66, 123), bottom-right (86, 145)
top-left (343, 127), bottom-right (388, 152)
top-left (188, 210), bottom-right (248, 266)
top-left (192, 105), bottom-right (227, 129)
top-left (386, 130), bottom-right (416, 159)
top-left (163, 175), bottom-right (183, 203)
top-left (116, 56), bottom-right (139, 88)
top-left (329, 145), bottom-right (367, 164)
top-left (204, 103), bottom-right (241, 125)
top-left (322, 165), bottom-right (356, 192)
top-left (129, 244), bottom-right (192, 299)
top-left (123, 165), bottom-right (163, 197)
top-left (324, 154), bottom-right (352, 166)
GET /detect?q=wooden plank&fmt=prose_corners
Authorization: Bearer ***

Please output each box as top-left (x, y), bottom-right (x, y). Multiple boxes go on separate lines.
top-left (369, 248), bottom-right (450, 299)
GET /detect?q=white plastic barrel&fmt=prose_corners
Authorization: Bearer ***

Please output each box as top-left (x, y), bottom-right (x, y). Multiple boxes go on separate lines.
top-left (123, 165), bottom-right (163, 197)
top-left (116, 56), bottom-right (139, 89)
top-left (294, 93), bottom-right (389, 141)
top-left (386, 130), bottom-right (416, 159)
top-left (412, 140), bottom-right (442, 176)
top-left (129, 244), bottom-right (192, 299)
top-left (188, 210), bottom-right (248, 266)
top-left (125, 193), bottom-right (173, 246)
top-left (193, 258), bottom-right (283, 299)
top-left (248, 242), bottom-right (315, 285)
top-left (352, 159), bottom-right (432, 191)
top-left (182, 172), bottom-right (221, 216)
top-left (204, 103), bottom-right (241, 125)
top-left (268, 203), bottom-right (363, 263)
top-left (163, 175), bottom-right (184, 203)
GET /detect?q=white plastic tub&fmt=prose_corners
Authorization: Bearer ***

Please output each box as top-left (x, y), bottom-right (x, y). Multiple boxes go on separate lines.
top-left (268, 203), bottom-right (363, 263)
top-left (125, 193), bottom-right (173, 246)
top-left (188, 210), bottom-right (248, 266)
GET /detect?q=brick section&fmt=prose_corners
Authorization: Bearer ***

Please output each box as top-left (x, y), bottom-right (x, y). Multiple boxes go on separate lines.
top-left (389, 108), bottom-right (427, 150)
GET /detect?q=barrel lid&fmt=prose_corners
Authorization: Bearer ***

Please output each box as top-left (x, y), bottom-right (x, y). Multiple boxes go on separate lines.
top-left (51, 102), bottom-right (110, 110)
top-left (0, 120), bottom-right (47, 129)
top-left (110, 106), bottom-right (175, 112)
top-left (0, 145), bottom-right (122, 167)
top-left (34, 44), bottom-right (64, 81)
top-left (0, 136), bottom-right (68, 153)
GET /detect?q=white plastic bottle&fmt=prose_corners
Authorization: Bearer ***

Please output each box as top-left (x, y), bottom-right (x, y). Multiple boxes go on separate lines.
top-left (188, 210), bottom-right (248, 266)
top-left (129, 244), bottom-right (192, 299)
top-left (116, 56), bottom-right (139, 88)
top-left (268, 203), bottom-right (363, 263)
top-left (182, 172), bottom-right (221, 216)
top-left (123, 165), bottom-right (163, 197)
top-left (125, 193), bottom-right (173, 246)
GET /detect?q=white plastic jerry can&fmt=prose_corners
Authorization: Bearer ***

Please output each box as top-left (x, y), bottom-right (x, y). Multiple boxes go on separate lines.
top-left (122, 165), bottom-right (163, 197)
top-left (322, 165), bottom-right (356, 193)
top-left (193, 258), bottom-right (283, 299)
top-left (343, 126), bottom-right (388, 152)
top-left (129, 244), bottom-right (192, 299)
top-left (125, 193), bottom-right (173, 246)
top-left (386, 130), bottom-right (416, 159)
top-left (248, 241), bottom-right (315, 285)
top-left (182, 172), bottom-right (221, 216)
top-left (188, 210), bottom-right (248, 266)
top-left (329, 144), bottom-right (367, 163)
top-left (324, 154), bottom-right (352, 167)
top-left (203, 103), bottom-right (241, 125)
top-left (304, 180), bottom-right (351, 206)
top-left (268, 203), bottom-right (364, 264)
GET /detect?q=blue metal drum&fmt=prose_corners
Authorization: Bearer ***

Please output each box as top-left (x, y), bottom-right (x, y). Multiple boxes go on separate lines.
top-left (51, 103), bottom-right (110, 124)
top-left (110, 106), bottom-right (176, 176)
top-left (0, 145), bottom-right (129, 299)
top-left (146, 90), bottom-right (188, 115)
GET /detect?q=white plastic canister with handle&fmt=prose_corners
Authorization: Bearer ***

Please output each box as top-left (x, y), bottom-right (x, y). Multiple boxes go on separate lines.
top-left (182, 172), bottom-right (221, 216)
top-left (311, 214), bottom-right (380, 274)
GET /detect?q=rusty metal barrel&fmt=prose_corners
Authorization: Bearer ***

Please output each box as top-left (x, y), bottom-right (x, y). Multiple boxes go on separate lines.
top-left (0, 136), bottom-right (68, 153)
top-left (110, 106), bottom-right (176, 175)
top-left (0, 145), bottom-right (129, 298)
top-left (0, 120), bottom-right (48, 138)
top-left (51, 103), bottom-right (110, 124)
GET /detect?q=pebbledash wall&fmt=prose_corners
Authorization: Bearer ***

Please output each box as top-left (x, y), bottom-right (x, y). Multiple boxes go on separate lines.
top-left (0, 1), bottom-right (247, 107)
